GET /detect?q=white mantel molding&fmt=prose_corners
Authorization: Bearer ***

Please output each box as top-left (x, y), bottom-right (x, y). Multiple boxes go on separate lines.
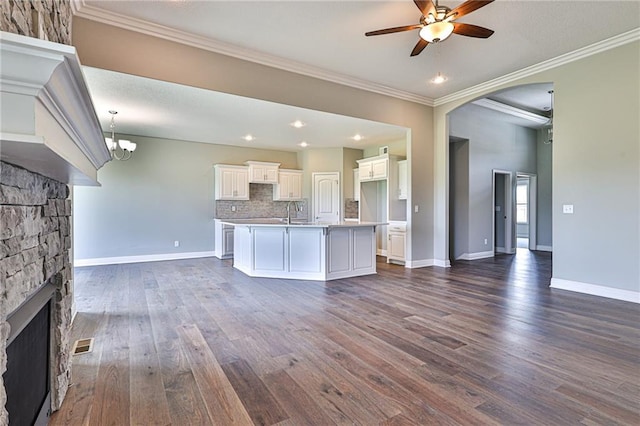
top-left (0, 31), bottom-right (111, 185)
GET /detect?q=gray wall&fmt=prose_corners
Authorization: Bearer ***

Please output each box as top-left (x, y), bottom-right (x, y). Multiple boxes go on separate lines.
top-left (449, 138), bottom-right (469, 259)
top-left (74, 135), bottom-right (298, 260)
top-left (436, 41), bottom-right (639, 296)
top-left (449, 103), bottom-right (539, 256)
top-left (536, 131), bottom-right (553, 247)
top-left (73, 17), bottom-right (434, 264)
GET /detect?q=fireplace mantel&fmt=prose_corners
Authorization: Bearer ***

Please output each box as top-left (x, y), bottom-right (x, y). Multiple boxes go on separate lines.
top-left (0, 31), bottom-right (111, 185)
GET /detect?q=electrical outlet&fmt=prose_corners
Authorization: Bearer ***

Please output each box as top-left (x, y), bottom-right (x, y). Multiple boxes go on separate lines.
top-left (484, 239), bottom-right (488, 245)
top-left (174, 240), bottom-right (179, 247)
top-left (562, 204), bottom-right (574, 214)
top-left (231, 205), bottom-right (236, 212)
top-left (414, 205), bottom-right (419, 213)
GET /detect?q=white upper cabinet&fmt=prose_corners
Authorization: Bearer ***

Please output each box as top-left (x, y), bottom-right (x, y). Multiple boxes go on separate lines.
top-left (398, 160), bottom-right (408, 200)
top-left (246, 161), bottom-right (280, 184)
top-left (214, 165), bottom-right (249, 200)
top-left (357, 155), bottom-right (388, 182)
top-left (274, 169), bottom-right (303, 200)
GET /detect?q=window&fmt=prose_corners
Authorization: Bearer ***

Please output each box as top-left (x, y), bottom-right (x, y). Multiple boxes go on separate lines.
top-left (516, 181), bottom-right (528, 224)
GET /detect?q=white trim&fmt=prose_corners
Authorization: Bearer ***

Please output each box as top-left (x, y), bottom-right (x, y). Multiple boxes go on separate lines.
top-left (432, 259), bottom-right (451, 268)
top-left (456, 250), bottom-right (495, 261)
top-left (535, 245), bottom-right (552, 252)
top-left (435, 28), bottom-right (640, 106)
top-left (550, 278), bottom-right (639, 304)
top-left (0, 31), bottom-right (111, 185)
top-left (377, 249), bottom-right (388, 257)
top-left (494, 247), bottom-right (508, 254)
top-left (405, 259), bottom-right (434, 268)
top-left (72, 1), bottom-right (433, 106)
top-left (405, 258), bottom-right (450, 268)
top-left (472, 98), bottom-right (549, 125)
top-left (74, 251), bottom-right (216, 267)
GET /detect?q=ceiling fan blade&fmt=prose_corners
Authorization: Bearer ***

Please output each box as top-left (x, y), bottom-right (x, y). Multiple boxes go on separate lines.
top-left (413, 0), bottom-right (436, 17)
top-left (453, 23), bottom-right (494, 38)
top-left (365, 24), bottom-right (423, 37)
top-left (410, 39), bottom-right (429, 57)
top-left (446, 0), bottom-right (494, 20)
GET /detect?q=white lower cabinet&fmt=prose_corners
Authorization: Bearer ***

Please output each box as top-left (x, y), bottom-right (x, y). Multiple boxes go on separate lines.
top-left (289, 228), bottom-right (324, 273)
top-left (253, 227), bottom-right (287, 272)
top-left (387, 221), bottom-right (406, 264)
top-left (232, 224), bottom-right (377, 281)
top-left (327, 226), bottom-right (376, 280)
top-left (214, 219), bottom-right (234, 259)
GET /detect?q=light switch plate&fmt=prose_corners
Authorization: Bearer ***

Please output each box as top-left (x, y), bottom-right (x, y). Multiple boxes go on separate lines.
top-left (563, 204), bottom-right (574, 214)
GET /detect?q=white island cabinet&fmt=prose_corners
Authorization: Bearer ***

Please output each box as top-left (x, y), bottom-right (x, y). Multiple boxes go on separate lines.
top-left (226, 221), bottom-right (382, 281)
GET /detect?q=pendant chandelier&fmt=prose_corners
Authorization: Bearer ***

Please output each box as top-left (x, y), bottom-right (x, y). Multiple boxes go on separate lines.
top-left (105, 110), bottom-right (136, 161)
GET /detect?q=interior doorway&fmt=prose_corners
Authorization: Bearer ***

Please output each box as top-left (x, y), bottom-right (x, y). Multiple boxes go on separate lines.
top-left (516, 173), bottom-right (538, 251)
top-left (492, 170), bottom-right (514, 255)
top-left (312, 172), bottom-right (340, 222)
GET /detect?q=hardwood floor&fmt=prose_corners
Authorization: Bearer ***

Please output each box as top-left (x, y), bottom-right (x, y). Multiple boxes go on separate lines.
top-left (50, 251), bottom-right (640, 425)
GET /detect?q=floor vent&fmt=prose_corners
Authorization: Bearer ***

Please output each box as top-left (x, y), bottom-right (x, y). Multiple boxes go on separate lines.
top-left (72, 338), bottom-right (94, 355)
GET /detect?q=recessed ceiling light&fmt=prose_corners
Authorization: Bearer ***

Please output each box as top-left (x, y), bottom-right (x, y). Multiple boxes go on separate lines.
top-left (298, 141), bottom-right (308, 147)
top-left (290, 120), bottom-right (306, 128)
top-left (352, 134), bottom-right (363, 141)
top-left (243, 134), bottom-right (254, 141)
top-left (431, 72), bottom-right (448, 84)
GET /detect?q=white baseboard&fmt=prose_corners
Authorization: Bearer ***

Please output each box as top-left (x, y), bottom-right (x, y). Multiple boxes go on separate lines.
top-left (550, 278), bottom-right (639, 304)
top-left (456, 250), bottom-right (494, 261)
top-left (494, 247), bottom-right (507, 254)
top-left (405, 258), bottom-right (451, 268)
top-left (536, 245), bottom-right (553, 252)
top-left (377, 249), bottom-right (388, 256)
top-left (74, 251), bottom-right (216, 267)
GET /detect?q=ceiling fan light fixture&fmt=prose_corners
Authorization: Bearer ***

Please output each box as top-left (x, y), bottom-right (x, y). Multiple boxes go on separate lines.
top-left (419, 21), bottom-right (454, 43)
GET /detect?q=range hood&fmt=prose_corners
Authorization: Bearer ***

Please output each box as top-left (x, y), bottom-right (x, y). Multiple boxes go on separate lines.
top-left (0, 31), bottom-right (110, 185)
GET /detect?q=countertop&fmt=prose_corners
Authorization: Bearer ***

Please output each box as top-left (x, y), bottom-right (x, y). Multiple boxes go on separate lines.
top-left (220, 218), bottom-right (386, 228)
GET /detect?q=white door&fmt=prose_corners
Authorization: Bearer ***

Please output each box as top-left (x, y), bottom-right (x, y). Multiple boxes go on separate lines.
top-left (313, 172), bottom-right (340, 222)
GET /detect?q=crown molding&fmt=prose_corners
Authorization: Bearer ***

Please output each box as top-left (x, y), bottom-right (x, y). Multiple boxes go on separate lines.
top-left (434, 27), bottom-right (640, 107)
top-left (471, 98), bottom-right (550, 125)
top-left (72, 1), bottom-right (435, 107)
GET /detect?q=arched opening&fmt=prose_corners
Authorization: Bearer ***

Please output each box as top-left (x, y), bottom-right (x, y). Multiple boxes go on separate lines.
top-left (447, 83), bottom-right (553, 264)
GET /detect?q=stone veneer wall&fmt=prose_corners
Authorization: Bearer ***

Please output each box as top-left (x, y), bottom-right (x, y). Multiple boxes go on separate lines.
top-left (215, 183), bottom-right (308, 220)
top-left (0, 0), bottom-right (72, 45)
top-left (0, 162), bottom-right (74, 425)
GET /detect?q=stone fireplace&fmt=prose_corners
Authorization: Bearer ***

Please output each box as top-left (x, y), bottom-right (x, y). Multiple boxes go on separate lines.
top-left (0, 27), bottom-right (111, 425)
top-left (1, 162), bottom-right (75, 424)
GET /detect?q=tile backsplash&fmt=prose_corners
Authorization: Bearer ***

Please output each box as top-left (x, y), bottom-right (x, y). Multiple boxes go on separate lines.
top-left (344, 199), bottom-right (359, 219)
top-left (215, 183), bottom-right (308, 220)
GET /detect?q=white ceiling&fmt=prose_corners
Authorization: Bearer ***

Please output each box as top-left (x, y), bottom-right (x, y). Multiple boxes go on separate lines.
top-left (84, 67), bottom-right (408, 151)
top-left (75, 0), bottom-right (639, 150)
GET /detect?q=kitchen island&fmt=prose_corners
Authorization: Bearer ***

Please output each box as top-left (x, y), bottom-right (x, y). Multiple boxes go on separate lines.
top-left (221, 220), bottom-right (385, 281)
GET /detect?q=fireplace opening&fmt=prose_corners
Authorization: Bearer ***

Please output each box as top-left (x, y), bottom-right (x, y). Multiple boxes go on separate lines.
top-left (3, 284), bottom-right (54, 426)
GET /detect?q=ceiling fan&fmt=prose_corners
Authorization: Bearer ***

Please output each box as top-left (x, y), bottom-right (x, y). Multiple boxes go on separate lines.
top-left (365, 0), bottom-right (495, 57)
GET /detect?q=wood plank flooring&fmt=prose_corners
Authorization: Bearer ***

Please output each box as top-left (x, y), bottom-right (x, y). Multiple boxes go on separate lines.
top-left (50, 250), bottom-right (640, 425)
